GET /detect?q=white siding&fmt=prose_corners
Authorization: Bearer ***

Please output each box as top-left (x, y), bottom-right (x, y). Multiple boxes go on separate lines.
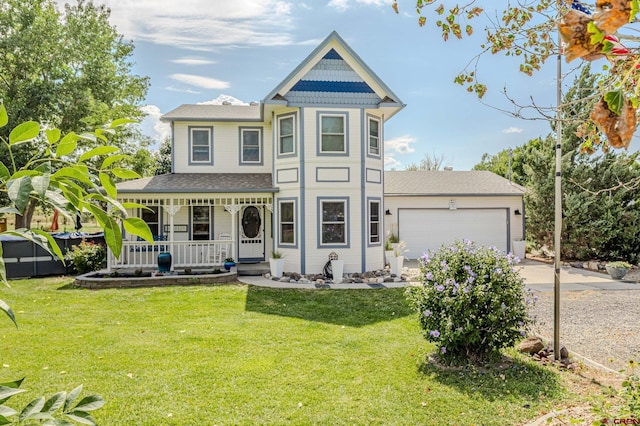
top-left (172, 120), bottom-right (272, 174)
top-left (383, 195), bottom-right (525, 256)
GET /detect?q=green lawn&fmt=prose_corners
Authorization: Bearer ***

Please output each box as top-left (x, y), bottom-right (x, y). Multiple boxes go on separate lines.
top-left (1, 278), bottom-right (583, 425)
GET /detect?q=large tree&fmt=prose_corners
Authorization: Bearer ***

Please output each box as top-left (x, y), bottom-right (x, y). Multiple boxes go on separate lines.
top-left (475, 66), bottom-right (640, 262)
top-left (0, 0), bottom-right (149, 228)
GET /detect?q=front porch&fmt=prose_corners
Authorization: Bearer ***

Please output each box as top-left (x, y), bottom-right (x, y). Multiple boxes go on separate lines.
top-left (108, 238), bottom-right (235, 270)
top-left (112, 176), bottom-right (276, 272)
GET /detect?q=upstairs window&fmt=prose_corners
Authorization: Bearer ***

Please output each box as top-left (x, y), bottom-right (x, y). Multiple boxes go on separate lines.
top-left (278, 115), bottom-right (295, 155)
top-left (240, 128), bottom-right (262, 164)
top-left (368, 117), bottom-right (380, 156)
top-left (320, 114), bottom-right (345, 153)
top-left (189, 127), bottom-right (213, 164)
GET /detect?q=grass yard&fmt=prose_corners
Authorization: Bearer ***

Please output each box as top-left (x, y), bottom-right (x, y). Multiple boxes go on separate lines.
top-left (0, 278), bottom-right (593, 425)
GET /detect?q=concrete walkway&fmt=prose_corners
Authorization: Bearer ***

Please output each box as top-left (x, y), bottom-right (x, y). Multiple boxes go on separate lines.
top-left (518, 258), bottom-right (640, 292)
top-left (237, 258), bottom-right (640, 291)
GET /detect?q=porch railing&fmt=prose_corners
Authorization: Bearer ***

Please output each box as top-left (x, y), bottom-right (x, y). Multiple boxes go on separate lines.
top-left (108, 239), bottom-right (234, 271)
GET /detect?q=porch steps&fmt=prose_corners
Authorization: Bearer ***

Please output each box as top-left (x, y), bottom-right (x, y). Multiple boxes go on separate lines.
top-left (236, 262), bottom-right (269, 277)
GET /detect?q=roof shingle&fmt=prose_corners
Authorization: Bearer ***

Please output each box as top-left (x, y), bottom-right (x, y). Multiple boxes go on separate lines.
top-left (384, 171), bottom-right (525, 196)
top-left (116, 173), bottom-right (276, 193)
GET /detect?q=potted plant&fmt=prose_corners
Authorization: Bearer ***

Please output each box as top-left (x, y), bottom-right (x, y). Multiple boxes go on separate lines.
top-left (605, 261), bottom-right (632, 279)
top-left (389, 240), bottom-right (407, 277)
top-left (511, 238), bottom-right (526, 260)
top-left (223, 257), bottom-right (236, 271)
top-left (384, 237), bottom-right (394, 266)
top-left (269, 251), bottom-right (285, 278)
top-left (387, 231), bottom-right (399, 250)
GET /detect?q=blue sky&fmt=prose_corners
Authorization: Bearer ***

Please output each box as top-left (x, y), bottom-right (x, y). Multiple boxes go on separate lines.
top-left (78, 0), bottom-right (567, 170)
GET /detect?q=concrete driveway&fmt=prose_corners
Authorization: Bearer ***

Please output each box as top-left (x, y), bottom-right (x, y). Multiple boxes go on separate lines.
top-left (518, 258), bottom-right (640, 292)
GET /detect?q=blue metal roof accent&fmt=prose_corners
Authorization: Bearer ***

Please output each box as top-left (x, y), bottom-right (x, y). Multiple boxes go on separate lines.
top-left (323, 48), bottom-right (342, 60)
top-left (290, 80), bottom-right (375, 93)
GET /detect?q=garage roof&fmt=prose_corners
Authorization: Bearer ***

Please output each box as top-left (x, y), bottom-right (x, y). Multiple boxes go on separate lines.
top-left (384, 171), bottom-right (525, 196)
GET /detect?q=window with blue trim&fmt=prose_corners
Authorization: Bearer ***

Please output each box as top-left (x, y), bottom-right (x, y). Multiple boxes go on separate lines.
top-left (190, 127), bottom-right (212, 163)
top-left (192, 206), bottom-right (211, 240)
top-left (369, 200), bottom-right (380, 244)
top-left (368, 117), bottom-right (380, 156)
top-left (279, 201), bottom-right (295, 245)
top-left (278, 116), bottom-right (295, 155)
top-left (321, 200), bottom-right (346, 245)
top-left (241, 128), bottom-right (261, 163)
top-left (320, 115), bottom-right (345, 153)
top-left (141, 206), bottom-right (160, 236)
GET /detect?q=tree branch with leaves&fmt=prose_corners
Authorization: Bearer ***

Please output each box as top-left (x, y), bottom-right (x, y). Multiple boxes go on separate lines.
top-left (392, 0), bottom-right (640, 153)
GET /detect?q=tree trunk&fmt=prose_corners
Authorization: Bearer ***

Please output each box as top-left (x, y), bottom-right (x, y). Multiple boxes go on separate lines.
top-left (14, 199), bottom-right (36, 230)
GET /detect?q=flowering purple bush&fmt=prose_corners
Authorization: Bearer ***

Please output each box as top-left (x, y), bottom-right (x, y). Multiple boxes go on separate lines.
top-left (406, 239), bottom-right (534, 364)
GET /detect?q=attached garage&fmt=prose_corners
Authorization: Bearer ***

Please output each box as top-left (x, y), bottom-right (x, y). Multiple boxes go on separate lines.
top-left (398, 208), bottom-right (508, 259)
top-left (384, 170), bottom-right (525, 260)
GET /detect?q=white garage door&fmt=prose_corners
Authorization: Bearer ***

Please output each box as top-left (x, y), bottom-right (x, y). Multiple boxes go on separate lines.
top-left (398, 208), bottom-right (508, 259)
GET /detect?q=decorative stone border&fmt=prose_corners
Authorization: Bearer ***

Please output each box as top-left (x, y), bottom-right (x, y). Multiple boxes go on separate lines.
top-left (74, 270), bottom-right (238, 289)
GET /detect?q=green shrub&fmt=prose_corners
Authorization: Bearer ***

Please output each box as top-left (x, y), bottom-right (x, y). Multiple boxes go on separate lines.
top-left (406, 239), bottom-right (535, 365)
top-left (64, 240), bottom-right (107, 274)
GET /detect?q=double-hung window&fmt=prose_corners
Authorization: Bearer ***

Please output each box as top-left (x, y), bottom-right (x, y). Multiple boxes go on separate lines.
top-left (320, 114), bottom-right (346, 153)
top-left (141, 206), bottom-right (160, 236)
top-left (278, 115), bottom-right (295, 155)
top-left (368, 117), bottom-right (380, 156)
top-left (279, 201), bottom-right (296, 245)
top-left (192, 206), bottom-right (211, 240)
top-left (240, 128), bottom-right (262, 164)
top-left (369, 200), bottom-right (380, 244)
top-left (320, 199), bottom-right (348, 246)
top-left (190, 127), bottom-right (213, 164)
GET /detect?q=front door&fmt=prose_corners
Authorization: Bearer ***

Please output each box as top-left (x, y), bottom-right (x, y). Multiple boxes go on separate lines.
top-left (238, 205), bottom-right (265, 262)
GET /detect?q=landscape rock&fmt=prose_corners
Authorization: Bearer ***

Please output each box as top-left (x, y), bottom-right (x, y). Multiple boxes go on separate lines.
top-left (517, 336), bottom-right (545, 354)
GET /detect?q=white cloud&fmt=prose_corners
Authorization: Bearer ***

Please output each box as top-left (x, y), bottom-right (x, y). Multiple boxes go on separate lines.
top-left (171, 58), bottom-right (216, 66)
top-left (170, 74), bottom-right (230, 89)
top-left (384, 155), bottom-right (402, 170)
top-left (197, 94), bottom-right (249, 105)
top-left (71, 0), bottom-right (296, 51)
top-left (502, 126), bottom-right (524, 134)
top-left (328, 0), bottom-right (386, 11)
top-left (165, 86), bottom-right (202, 94)
top-left (385, 135), bottom-right (416, 154)
top-left (139, 105), bottom-right (171, 149)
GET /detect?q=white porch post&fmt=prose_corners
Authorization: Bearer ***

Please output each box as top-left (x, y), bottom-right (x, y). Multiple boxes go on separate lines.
top-left (165, 200), bottom-right (182, 270)
top-left (224, 204), bottom-right (241, 261)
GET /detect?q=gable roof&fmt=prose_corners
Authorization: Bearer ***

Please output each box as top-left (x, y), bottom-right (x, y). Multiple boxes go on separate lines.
top-left (263, 31), bottom-right (404, 117)
top-left (161, 104), bottom-right (262, 123)
top-left (384, 171), bottom-right (525, 196)
top-left (116, 173), bottom-right (276, 193)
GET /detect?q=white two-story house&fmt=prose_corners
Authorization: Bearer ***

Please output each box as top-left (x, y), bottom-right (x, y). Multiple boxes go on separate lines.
top-left (112, 31), bottom-right (525, 275)
top-left (113, 31), bottom-right (404, 274)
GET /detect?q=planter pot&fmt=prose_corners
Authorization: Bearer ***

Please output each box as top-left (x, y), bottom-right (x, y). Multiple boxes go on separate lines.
top-left (385, 250), bottom-right (394, 265)
top-left (389, 255), bottom-right (404, 277)
top-left (605, 265), bottom-right (628, 280)
top-left (269, 258), bottom-right (285, 278)
top-left (331, 260), bottom-right (344, 283)
top-left (512, 240), bottom-right (526, 260)
top-left (157, 252), bottom-right (172, 273)
top-left (224, 261), bottom-right (235, 271)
